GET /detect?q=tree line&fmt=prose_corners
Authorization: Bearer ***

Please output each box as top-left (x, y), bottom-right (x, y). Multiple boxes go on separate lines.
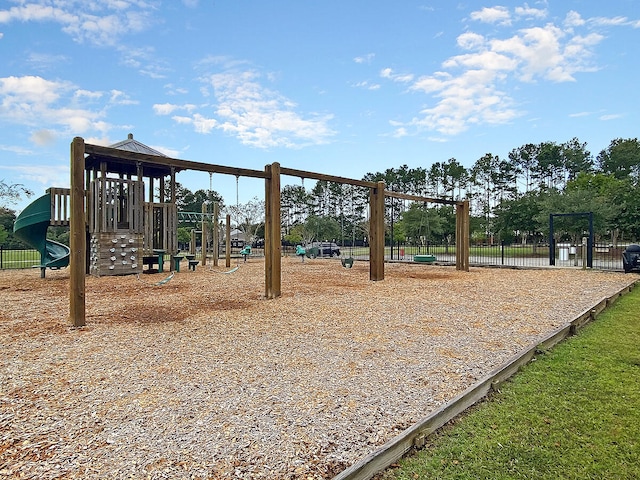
top-left (2, 136), bottom-right (639, 249)
top-left (280, 137), bottom-right (640, 247)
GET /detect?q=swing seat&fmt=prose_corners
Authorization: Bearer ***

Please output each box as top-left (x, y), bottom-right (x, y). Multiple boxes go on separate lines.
top-left (341, 257), bottom-right (354, 268)
top-left (414, 254), bottom-right (436, 263)
top-left (305, 247), bottom-right (319, 259)
top-left (239, 245), bottom-right (251, 263)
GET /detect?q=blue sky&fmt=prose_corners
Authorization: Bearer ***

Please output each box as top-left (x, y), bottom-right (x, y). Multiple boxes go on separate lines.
top-left (1, 0), bottom-right (639, 212)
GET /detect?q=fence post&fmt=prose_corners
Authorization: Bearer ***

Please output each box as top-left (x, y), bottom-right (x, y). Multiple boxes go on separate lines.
top-left (0, 245), bottom-right (3, 269)
top-left (501, 240), bottom-right (505, 265)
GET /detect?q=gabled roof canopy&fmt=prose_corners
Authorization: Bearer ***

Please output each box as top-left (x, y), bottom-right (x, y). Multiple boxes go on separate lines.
top-left (84, 133), bottom-right (183, 179)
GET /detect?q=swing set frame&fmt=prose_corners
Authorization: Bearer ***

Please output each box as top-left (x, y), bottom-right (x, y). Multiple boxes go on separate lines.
top-left (68, 137), bottom-right (470, 326)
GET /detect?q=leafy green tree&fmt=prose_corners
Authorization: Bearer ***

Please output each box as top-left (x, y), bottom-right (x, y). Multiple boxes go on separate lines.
top-left (493, 192), bottom-right (545, 245)
top-left (399, 203), bottom-right (444, 243)
top-left (170, 183), bottom-right (223, 214)
top-left (509, 143), bottom-right (537, 193)
top-left (470, 153), bottom-right (501, 237)
top-left (442, 158), bottom-right (469, 200)
top-left (283, 224), bottom-right (304, 245)
top-left (596, 138), bottom-right (640, 181)
top-left (281, 184), bottom-right (310, 233)
top-left (177, 227), bottom-right (191, 249)
top-left (0, 207), bottom-right (29, 248)
top-left (304, 215), bottom-right (340, 243)
top-left (533, 141), bottom-right (564, 190)
top-left (561, 137), bottom-right (593, 183)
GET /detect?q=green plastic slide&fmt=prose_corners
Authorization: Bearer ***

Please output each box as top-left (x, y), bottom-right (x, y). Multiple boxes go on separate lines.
top-left (13, 193), bottom-right (70, 270)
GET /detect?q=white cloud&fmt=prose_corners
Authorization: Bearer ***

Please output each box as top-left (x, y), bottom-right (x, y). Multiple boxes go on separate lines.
top-left (109, 89), bottom-right (138, 105)
top-left (564, 11), bottom-right (585, 28)
top-left (0, 1), bottom-right (154, 46)
top-left (457, 32), bottom-right (486, 50)
top-left (0, 75), bottom-right (119, 143)
top-left (3, 164), bottom-right (70, 188)
top-left (383, 6), bottom-right (616, 136)
top-left (352, 81), bottom-right (381, 90)
top-left (470, 6), bottom-right (511, 25)
top-left (514, 5), bottom-right (547, 20)
top-left (354, 53), bottom-right (375, 64)
top-left (153, 103), bottom-right (197, 115)
top-left (150, 145), bottom-right (181, 157)
top-left (166, 68), bottom-right (335, 148)
top-left (0, 144), bottom-right (34, 155)
top-left (30, 129), bottom-right (56, 146)
top-left (75, 89), bottom-right (103, 100)
top-left (590, 16), bottom-right (630, 27)
top-left (600, 113), bottom-right (623, 121)
top-left (191, 113), bottom-right (217, 134)
top-left (154, 103), bottom-right (179, 115)
top-left (379, 68), bottom-right (414, 83)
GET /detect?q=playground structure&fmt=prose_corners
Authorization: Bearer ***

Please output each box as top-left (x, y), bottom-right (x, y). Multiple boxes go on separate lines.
top-left (62, 136), bottom-right (470, 327)
top-left (15, 134), bottom-right (180, 278)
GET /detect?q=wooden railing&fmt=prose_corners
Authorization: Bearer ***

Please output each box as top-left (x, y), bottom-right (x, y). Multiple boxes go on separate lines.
top-left (47, 187), bottom-right (71, 226)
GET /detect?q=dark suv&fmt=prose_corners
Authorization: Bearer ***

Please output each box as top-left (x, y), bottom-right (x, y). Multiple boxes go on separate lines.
top-left (306, 242), bottom-right (340, 257)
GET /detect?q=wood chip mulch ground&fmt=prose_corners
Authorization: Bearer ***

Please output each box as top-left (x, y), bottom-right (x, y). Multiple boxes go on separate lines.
top-left (0, 258), bottom-right (636, 479)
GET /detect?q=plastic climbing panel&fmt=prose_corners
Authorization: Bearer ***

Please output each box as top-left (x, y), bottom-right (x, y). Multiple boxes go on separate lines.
top-left (90, 231), bottom-right (143, 276)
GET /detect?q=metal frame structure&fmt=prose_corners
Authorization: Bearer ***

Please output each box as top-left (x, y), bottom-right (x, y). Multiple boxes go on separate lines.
top-left (548, 212), bottom-right (594, 267)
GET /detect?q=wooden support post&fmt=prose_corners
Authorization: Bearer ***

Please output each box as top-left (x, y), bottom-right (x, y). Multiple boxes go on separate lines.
top-left (369, 181), bottom-right (385, 281)
top-left (148, 177), bottom-right (154, 203)
top-left (455, 200), bottom-right (470, 272)
top-left (159, 176), bottom-right (165, 203)
top-left (264, 162), bottom-right (282, 298)
top-left (225, 214), bottom-right (231, 268)
top-left (69, 137), bottom-right (86, 327)
top-left (201, 202), bottom-right (207, 266)
top-left (213, 202), bottom-right (219, 267)
top-left (463, 200), bottom-right (470, 271)
top-left (456, 202), bottom-right (462, 271)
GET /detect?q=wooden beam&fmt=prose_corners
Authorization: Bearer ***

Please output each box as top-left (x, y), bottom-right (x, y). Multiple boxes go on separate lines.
top-left (280, 166), bottom-right (376, 189)
top-left (84, 143), bottom-right (269, 180)
top-left (384, 190), bottom-right (458, 206)
top-left (69, 137), bottom-right (86, 327)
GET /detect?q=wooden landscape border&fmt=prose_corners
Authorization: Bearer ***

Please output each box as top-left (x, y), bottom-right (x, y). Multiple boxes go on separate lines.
top-left (332, 280), bottom-right (639, 480)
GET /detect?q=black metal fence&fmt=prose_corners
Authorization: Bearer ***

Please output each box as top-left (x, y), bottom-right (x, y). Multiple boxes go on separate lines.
top-left (383, 241), bottom-right (626, 271)
top-left (0, 243), bottom-right (629, 272)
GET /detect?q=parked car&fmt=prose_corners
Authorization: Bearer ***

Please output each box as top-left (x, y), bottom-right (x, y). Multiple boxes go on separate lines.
top-left (305, 242), bottom-right (340, 257)
top-left (622, 244), bottom-right (640, 273)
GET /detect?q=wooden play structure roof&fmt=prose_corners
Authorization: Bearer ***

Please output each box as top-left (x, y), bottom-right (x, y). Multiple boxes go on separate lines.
top-left (84, 133), bottom-right (185, 179)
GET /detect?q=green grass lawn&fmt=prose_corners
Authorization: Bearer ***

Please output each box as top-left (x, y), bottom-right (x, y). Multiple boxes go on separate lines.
top-left (0, 248), bottom-right (40, 268)
top-left (382, 285), bottom-right (640, 480)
